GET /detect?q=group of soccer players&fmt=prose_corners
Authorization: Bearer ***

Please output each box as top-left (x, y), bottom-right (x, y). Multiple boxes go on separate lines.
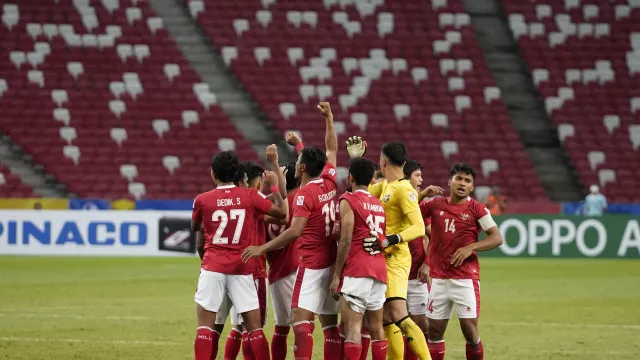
top-left (191, 102), bottom-right (505, 360)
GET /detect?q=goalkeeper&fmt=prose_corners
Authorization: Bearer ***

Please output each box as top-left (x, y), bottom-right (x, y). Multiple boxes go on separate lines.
top-left (346, 137), bottom-right (438, 360)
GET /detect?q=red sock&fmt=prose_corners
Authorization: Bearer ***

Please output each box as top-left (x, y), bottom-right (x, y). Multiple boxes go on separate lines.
top-left (211, 331), bottom-right (221, 360)
top-left (371, 339), bottom-right (388, 360)
top-left (359, 330), bottom-right (370, 360)
top-left (248, 329), bottom-right (270, 360)
top-left (271, 325), bottom-right (289, 360)
top-left (323, 325), bottom-right (343, 360)
top-left (195, 327), bottom-right (213, 360)
top-left (466, 340), bottom-right (484, 360)
top-left (293, 322), bottom-right (314, 360)
top-left (403, 335), bottom-right (418, 360)
top-left (338, 323), bottom-right (345, 360)
top-left (223, 328), bottom-right (242, 360)
top-left (343, 341), bottom-right (362, 360)
top-left (429, 341), bottom-right (445, 360)
top-left (242, 331), bottom-right (256, 360)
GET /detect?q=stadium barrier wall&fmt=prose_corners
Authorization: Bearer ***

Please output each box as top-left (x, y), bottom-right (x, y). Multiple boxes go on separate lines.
top-left (483, 215), bottom-right (640, 258)
top-left (0, 210), bottom-right (195, 256)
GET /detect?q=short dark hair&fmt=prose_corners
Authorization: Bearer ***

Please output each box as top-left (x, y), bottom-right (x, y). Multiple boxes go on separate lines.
top-left (299, 146), bottom-right (327, 178)
top-left (450, 163), bottom-right (476, 180)
top-left (284, 162), bottom-right (298, 191)
top-left (349, 158), bottom-right (376, 186)
top-left (244, 161), bottom-right (264, 186)
top-left (211, 151), bottom-right (239, 183)
top-left (403, 160), bottom-right (423, 179)
top-left (381, 141), bottom-right (407, 166)
top-left (234, 162), bottom-right (247, 186)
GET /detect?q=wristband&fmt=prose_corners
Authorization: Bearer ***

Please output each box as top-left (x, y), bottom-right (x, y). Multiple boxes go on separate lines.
top-left (382, 234), bottom-right (401, 248)
top-left (270, 185), bottom-right (279, 194)
top-left (295, 142), bottom-right (304, 153)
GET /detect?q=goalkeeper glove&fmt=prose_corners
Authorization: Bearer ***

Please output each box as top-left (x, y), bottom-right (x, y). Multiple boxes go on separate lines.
top-left (363, 232), bottom-right (401, 255)
top-left (345, 136), bottom-right (367, 159)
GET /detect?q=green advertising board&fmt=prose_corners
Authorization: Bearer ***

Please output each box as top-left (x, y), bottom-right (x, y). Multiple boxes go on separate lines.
top-left (481, 215), bottom-right (640, 258)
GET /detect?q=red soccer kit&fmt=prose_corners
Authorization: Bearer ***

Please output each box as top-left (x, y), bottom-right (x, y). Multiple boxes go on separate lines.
top-left (193, 185), bottom-right (274, 275)
top-left (339, 190), bottom-right (387, 283)
top-left (266, 188), bottom-right (300, 283)
top-left (292, 163), bottom-right (338, 270)
top-left (419, 196), bottom-right (496, 320)
top-left (408, 213), bottom-right (432, 281)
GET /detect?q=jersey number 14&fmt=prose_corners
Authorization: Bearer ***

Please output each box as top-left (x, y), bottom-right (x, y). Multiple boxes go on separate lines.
top-left (444, 218), bottom-right (456, 233)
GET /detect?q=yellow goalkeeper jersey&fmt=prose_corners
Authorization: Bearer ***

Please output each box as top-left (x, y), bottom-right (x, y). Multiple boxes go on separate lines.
top-left (368, 178), bottom-right (425, 265)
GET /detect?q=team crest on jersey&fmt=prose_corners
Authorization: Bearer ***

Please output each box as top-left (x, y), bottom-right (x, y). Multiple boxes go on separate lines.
top-left (460, 213), bottom-right (469, 220)
top-left (296, 196), bottom-right (305, 206)
top-left (408, 191), bottom-right (417, 202)
top-left (329, 168), bottom-right (336, 176)
top-left (440, 211), bottom-right (444, 215)
top-left (383, 193), bottom-right (391, 202)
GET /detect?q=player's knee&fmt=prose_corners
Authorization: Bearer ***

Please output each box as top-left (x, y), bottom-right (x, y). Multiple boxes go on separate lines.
top-left (385, 300), bottom-right (408, 321)
top-left (319, 314), bottom-right (338, 327)
top-left (367, 322), bottom-right (385, 341)
top-left (410, 315), bottom-right (429, 333)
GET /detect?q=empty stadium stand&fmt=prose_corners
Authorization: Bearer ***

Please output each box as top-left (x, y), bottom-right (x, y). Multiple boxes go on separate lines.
top-left (506, 0), bottom-right (640, 202)
top-left (0, 0), bottom-right (256, 199)
top-left (190, 0), bottom-right (548, 200)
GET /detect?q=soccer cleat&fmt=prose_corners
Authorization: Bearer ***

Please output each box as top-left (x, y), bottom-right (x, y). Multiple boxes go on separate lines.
top-left (345, 136), bottom-right (367, 159)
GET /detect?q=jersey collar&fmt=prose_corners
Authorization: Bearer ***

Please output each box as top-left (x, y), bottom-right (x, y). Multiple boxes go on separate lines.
top-left (302, 179), bottom-right (323, 187)
top-left (355, 189), bottom-right (370, 195)
top-left (217, 185), bottom-right (236, 189)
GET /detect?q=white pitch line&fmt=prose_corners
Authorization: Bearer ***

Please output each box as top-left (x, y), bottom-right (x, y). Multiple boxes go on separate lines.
top-left (0, 313), bottom-right (154, 320)
top-left (0, 337), bottom-right (181, 346)
top-left (493, 321), bottom-right (640, 330)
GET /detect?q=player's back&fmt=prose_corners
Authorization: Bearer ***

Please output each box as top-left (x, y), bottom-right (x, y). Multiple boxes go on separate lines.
top-left (340, 190), bottom-right (387, 283)
top-left (293, 163), bottom-right (338, 270)
top-left (421, 196), bottom-right (490, 280)
top-left (266, 188), bottom-right (300, 283)
top-left (194, 185), bottom-right (273, 275)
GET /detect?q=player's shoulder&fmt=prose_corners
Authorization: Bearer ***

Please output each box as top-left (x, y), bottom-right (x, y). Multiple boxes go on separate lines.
top-left (467, 197), bottom-right (490, 216)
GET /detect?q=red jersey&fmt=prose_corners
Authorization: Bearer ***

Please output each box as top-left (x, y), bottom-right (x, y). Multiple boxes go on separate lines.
top-left (339, 190), bottom-right (387, 283)
top-left (266, 188), bottom-right (299, 283)
top-left (292, 162), bottom-right (338, 269)
top-left (420, 196), bottom-right (494, 280)
top-left (192, 185), bottom-right (273, 275)
top-left (408, 205), bottom-right (431, 280)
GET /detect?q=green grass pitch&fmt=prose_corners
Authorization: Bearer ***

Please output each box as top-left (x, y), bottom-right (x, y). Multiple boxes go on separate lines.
top-left (1, 256), bottom-right (639, 359)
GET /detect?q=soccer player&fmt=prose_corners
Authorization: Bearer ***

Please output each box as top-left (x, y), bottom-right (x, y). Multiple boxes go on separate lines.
top-left (403, 160), bottom-right (443, 360)
top-left (329, 157), bottom-right (389, 360)
top-left (219, 150), bottom-right (290, 360)
top-left (420, 163), bottom-right (504, 360)
top-left (243, 102), bottom-right (341, 360)
top-left (191, 150), bottom-right (287, 360)
top-left (346, 136), bottom-right (435, 360)
top-left (265, 161), bottom-right (300, 360)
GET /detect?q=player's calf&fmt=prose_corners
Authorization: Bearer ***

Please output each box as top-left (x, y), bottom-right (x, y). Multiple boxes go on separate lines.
top-left (195, 304), bottom-right (217, 360)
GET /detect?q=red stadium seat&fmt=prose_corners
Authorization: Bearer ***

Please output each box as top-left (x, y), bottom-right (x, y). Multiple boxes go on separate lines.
top-left (505, 0), bottom-right (640, 202)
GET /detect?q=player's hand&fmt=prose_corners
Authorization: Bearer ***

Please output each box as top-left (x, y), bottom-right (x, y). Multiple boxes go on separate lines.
top-left (266, 144), bottom-right (279, 166)
top-left (263, 170), bottom-right (278, 186)
top-left (345, 136), bottom-right (367, 159)
top-left (450, 244), bottom-right (475, 267)
top-left (317, 101), bottom-right (333, 120)
top-left (241, 246), bottom-right (265, 263)
top-left (420, 185), bottom-right (445, 199)
top-left (285, 131), bottom-right (302, 146)
top-left (329, 275), bottom-right (341, 301)
top-left (363, 230), bottom-right (383, 255)
top-left (417, 263), bottom-right (431, 284)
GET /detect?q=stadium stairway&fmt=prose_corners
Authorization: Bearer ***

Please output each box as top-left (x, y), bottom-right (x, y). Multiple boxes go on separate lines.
top-left (147, 0), bottom-right (294, 159)
top-left (465, 0), bottom-right (583, 201)
top-left (0, 133), bottom-right (66, 197)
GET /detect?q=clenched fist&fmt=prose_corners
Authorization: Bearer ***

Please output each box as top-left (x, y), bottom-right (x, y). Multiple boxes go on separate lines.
top-left (317, 102), bottom-right (333, 119)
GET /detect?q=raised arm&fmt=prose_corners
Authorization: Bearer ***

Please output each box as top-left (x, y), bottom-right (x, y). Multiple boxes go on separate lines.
top-left (262, 170), bottom-right (287, 219)
top-left (286, 132), bottom-right (304, 156)
top-left (318, 102), bottom-right (338, 166)
top-left (266, 144), bottom-right (287, 199)
top-left (330, 199), bottom-right (354, 299)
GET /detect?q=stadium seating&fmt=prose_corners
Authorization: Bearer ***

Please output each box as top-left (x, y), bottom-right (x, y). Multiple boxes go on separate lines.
top-left (0, 0), bottom-right (255, 199)
top-left (191, 0), bottom-right (547, 200)
top-left (0, 164), bottom-right (35, 197)
top-left (505, 0), bottom-right (640, 202)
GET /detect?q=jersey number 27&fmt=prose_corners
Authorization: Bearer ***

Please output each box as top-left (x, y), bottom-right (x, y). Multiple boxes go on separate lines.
top-left (211, 209), bottom-right (246, 244)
